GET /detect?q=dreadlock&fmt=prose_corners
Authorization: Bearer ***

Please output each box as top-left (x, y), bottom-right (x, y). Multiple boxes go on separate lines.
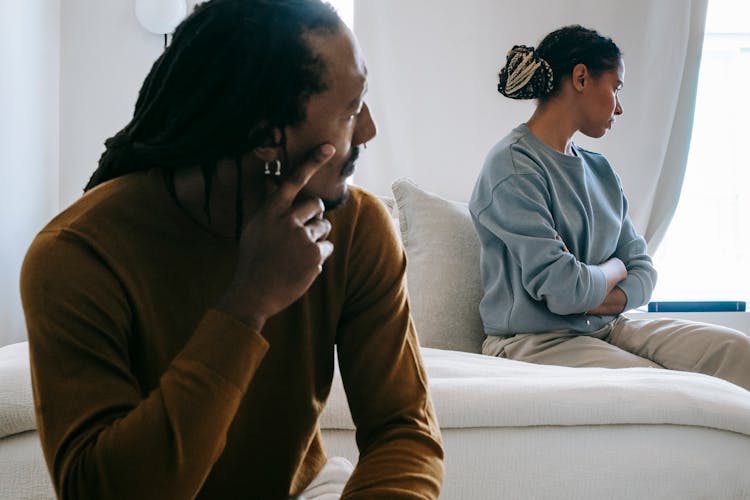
top-left (85, 0), bottom-right (341, 195)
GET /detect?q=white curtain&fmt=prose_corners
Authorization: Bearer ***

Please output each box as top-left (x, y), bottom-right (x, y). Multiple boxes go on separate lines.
top-left (352, 0), bottom-right (707, 250)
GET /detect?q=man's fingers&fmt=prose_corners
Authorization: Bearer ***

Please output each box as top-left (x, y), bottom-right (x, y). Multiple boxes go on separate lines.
top-left (274, 144), bottom-right (336, 208)
top-left (293, 197), bottom-right (326, 226)
top-left (318, 241), bottom-right (334, 262)
top-left (305, 218), bottom-right (332, 242)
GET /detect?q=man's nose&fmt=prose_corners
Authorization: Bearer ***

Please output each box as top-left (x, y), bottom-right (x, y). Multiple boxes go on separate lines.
top-left (353, 102), bottom-right (377, 145)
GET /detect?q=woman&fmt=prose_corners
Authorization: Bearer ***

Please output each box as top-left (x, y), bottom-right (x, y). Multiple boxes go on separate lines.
top-left (469, 25), bottom-right (750, 391)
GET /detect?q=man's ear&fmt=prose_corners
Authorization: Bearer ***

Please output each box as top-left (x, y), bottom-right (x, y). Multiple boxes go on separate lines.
top-left (253, 127), bottom-right (283, 161)
top-left (571, 63), bottom-right (588, 92)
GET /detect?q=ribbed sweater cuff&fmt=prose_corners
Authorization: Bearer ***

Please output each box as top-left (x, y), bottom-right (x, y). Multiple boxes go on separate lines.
top-left (616, 277), bottom-right (645, 312)
top-left (589, 265), bottom-right (609, 310)
top-left (179, 308), bottom-right (269, 394)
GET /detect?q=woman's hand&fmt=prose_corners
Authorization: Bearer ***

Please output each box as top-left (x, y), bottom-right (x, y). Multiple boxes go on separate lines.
top-left (587, 286), bottom-right (627, 315)
top-left (597, 257), bottom-right (627, 294)
top-left (217, 144), bottom-right (336, 331)
top-left (586, 258), bottom-right (627, 315)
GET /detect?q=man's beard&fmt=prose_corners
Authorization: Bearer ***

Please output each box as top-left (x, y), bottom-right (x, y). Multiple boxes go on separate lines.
top-left (322, 146), bottom-right (361, 211)
top-left (322, 189), bottom-right (350, 211)
top-left (339, 145), bottom-right (360, 177)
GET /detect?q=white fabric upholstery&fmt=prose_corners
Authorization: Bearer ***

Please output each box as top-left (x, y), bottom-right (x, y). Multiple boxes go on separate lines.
top-left (3, 323), bottom-right (750, 499)
top-left (295, 456), bottom-right (354, 500)
top-left (322, 347), bottom-right (750, 434)
top-left (0, 341), bottom-right (36, 439)
top-left (324, 424), bottom-right (750, 500)
top-left (0, 342), bottom-right (55, 498)
top-left (392, 178), bottom-right (485, 353)
top-left (322, 347), bottom-right (750, 500)
top-left (0, 431), bottom-right (55, 499)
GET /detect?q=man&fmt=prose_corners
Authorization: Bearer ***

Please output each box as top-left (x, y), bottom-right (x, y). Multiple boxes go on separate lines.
top-left (20, 1), bottom-right (444, 498)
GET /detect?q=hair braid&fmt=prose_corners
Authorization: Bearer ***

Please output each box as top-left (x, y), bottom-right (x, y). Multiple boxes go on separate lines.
top-left (497, 25), bottom-right (621, 101)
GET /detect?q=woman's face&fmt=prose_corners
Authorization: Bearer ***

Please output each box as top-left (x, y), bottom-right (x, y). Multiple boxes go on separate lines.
top-left (578, 58), bottom-right (624, 138)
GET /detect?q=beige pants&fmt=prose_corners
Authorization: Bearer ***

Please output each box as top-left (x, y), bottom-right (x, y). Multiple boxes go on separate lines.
top-left (483, 316), bottom-right (750, 392)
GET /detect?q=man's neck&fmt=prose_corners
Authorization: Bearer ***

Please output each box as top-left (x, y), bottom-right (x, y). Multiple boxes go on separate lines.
top-left (172, 157), bottom-right (265, 237)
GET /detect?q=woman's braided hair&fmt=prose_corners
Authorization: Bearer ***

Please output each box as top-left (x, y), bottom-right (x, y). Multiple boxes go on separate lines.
top-left (85, 0), bottom-right (340, 192)
top-left (497, 25), bottom-right (622, 101)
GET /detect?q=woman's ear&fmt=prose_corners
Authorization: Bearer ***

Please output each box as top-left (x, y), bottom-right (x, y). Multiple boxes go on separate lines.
top-left (571, 63), bottom-right (588, 92)
top-left (253, 127), bottom-right (283, 161)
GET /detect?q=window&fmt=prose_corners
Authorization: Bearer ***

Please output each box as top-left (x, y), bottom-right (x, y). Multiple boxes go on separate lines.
top-left (650, 0), bottom-right (750, 302)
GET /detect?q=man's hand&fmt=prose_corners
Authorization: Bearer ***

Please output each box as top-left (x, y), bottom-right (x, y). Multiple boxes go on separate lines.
top-left (217, 144), bottom-right (337, 331)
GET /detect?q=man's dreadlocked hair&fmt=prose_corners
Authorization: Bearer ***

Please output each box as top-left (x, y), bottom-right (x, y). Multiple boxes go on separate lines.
top-left (85, 0), bottom-right (341, 192)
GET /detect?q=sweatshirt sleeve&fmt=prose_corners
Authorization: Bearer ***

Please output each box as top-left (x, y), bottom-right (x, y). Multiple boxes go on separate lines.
top-left (474, 171), bottom-right (608, 315)
top-left (335, 199), bottom-right (444, 499)
top-left (612, 196), bottom-right (658, 310)
top-left (20, 229), bottom-right (269, 500)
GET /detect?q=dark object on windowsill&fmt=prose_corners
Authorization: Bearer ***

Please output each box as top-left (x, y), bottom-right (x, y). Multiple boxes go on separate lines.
top-left (648, 301), bottom-right (747, 312)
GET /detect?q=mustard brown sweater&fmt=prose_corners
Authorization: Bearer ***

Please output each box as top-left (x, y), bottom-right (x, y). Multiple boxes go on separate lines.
top-left (20, 169), bottom-right (444, 499)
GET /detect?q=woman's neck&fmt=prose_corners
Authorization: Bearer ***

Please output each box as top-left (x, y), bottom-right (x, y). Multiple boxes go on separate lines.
top-left (525, 101), bottom-right (578, 155)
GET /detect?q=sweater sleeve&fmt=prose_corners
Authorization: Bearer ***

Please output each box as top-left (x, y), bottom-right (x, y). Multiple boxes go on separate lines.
top-left (475, 172), bottom-right (608, 315)
top-left (20, 229), bottom-right (269, 500)
top-left (335, 199), bottom-right (444, 499)
top-left (612, 195), bottom-right (658, 310)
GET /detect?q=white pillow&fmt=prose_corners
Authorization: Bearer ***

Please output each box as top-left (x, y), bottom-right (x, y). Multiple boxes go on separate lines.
top-left (391, 179), bottom-right (486, 353)
top-left (0, 342), bottom-right (36, 439)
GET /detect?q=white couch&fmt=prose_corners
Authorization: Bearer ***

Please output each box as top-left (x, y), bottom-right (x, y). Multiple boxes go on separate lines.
top-left (2, 178), bottom-right (750, 499)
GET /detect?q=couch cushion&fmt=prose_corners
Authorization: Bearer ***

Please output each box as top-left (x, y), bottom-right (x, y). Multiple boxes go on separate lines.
top-left (322, 347), bottom-right (750, 435)
top-left (0, 342), bottom-right (36, 439)
top-left (391, 178), bottom-right (485, 353)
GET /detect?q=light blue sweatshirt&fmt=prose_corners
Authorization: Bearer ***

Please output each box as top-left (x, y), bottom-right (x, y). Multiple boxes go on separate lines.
top-left (470, 124), bottom-right (657, 335)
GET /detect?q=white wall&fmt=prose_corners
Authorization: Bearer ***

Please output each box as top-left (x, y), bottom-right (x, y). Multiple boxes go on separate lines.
top-left (59, 0), bottom-right (205, 207)
top-left (352, 0), bottom-right (706, 252)
top-left (1, 1), bottom-right (201, 345)
top-left (0, 0), bottom-right (61, 346)
top-left (59, 0), bottom-right (169, 207)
